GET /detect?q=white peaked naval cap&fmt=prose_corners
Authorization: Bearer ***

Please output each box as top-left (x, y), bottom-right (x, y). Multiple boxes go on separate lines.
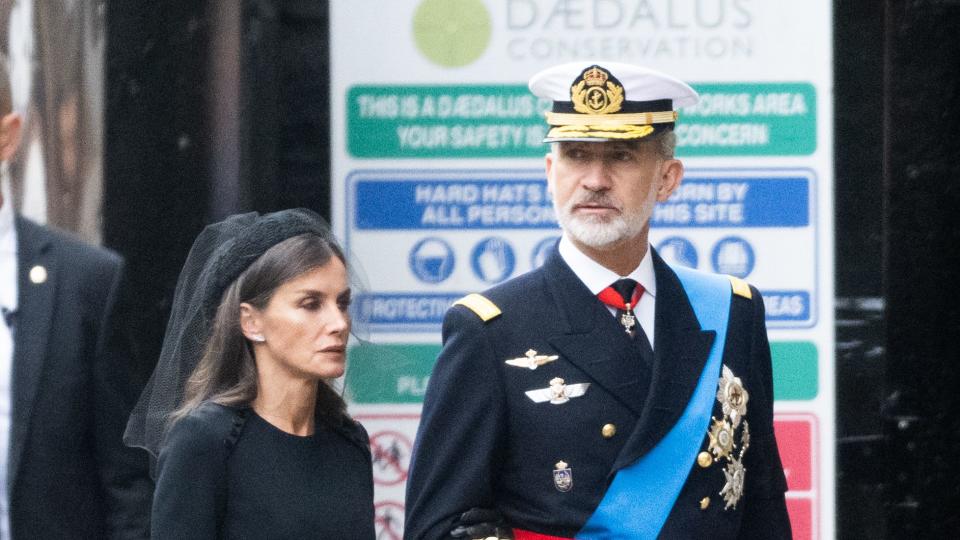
top-left (528, 61), bottom-right (699, 142)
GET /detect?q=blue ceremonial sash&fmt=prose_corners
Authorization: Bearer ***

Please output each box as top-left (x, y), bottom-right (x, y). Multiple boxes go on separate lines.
top-left (577, 266), bottom-right (733, 540)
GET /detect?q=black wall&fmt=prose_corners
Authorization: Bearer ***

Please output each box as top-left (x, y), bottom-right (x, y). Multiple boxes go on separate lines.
top-left (104, 2), bottom-right (211, 386)
top-left (882, 1), bottom-right (960, 537)
top-left (104, 0), bottom-right (330, 387)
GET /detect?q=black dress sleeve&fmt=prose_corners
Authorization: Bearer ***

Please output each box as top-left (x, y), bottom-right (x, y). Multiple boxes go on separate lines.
top-left (151, 404), bottom-right (235, 539)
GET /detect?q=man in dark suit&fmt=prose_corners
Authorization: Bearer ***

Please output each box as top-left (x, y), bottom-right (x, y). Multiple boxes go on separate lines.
top-left (0, 55), bottom-right (151, 538)
top-left (405, 62), bottom-right (791, 539)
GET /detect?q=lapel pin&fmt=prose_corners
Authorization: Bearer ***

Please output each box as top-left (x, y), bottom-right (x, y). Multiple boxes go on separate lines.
top-left (525, 377), bottom-right (590, 405)
top-left (505, 349), bottom-right (559, 370)
top-left (29, 265), bottom-right (47, 284)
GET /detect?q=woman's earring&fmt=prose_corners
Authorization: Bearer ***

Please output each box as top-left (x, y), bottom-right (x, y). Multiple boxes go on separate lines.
top-left (251, 334), bottom-right (265, 343)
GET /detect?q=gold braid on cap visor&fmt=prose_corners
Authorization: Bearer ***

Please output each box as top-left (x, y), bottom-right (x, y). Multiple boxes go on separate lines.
top-left (546, 124), bottom-right (656, 140)
top-left (545, 110), bottom-right (678, 126)
top-left (544, 110), bottom-right (678, 139)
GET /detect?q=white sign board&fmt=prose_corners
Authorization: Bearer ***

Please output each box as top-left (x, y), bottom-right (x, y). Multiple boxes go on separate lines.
top-left (333, 2), bottom-right (833, 538)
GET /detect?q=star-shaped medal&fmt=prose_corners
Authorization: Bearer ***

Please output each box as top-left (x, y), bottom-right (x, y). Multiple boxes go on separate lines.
top-left (720, 455), bottom-right (746, 510)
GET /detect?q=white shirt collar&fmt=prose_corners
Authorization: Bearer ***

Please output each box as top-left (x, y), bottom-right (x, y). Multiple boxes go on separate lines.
top-left (557, 234), bottom-right (657, 298)
top-left (0, 171), bottom-right (19, 311)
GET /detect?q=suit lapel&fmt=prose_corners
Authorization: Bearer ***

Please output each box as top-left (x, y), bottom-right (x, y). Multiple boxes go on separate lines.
top-left (9, 217), bottom-right (57, 491)
top-left (612, 251), bottom-right (716, 472)
top-left (541, 249), bottom-right (651, 416)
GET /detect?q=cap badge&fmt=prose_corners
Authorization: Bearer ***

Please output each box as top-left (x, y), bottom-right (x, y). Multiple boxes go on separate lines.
top-left (553, 460), bottom-right (573, 492)
top-left (505, 349), bottom-right (559, 370)
top-left (571, 65), bottom-right (624, 115)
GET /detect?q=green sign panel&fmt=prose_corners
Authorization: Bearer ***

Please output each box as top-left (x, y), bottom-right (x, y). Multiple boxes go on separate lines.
top-left (770, 341), bottom-right (819, 400)
top-left (346, 344), bottom-right (440, 404)
top-left (348, 340), bottom-right (818, 405)
top-left (347, 82), bottom-right (817, 159)
top-left (347, 85), bottom-right (549, 159)
top-left (679, 83), bottom-right (818, 157)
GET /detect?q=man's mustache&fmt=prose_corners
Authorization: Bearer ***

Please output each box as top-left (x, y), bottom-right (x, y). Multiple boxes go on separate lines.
top-left (567, 192), bottom-right (621, 210)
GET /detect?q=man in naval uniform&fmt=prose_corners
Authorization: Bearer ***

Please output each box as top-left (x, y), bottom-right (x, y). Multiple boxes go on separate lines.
top-left (405, 62), bottom-right (791, 539)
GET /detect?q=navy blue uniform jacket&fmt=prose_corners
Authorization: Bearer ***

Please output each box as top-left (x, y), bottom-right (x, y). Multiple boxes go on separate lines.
top-left (405, 247), bottom-right (790, 539)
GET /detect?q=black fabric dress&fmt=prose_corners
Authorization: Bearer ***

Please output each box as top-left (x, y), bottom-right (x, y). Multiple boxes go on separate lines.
top-left (152, 402), bottom-right (375, 539)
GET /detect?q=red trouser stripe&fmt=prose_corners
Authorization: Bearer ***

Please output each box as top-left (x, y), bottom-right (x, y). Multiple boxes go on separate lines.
top-left (512, 528), bottom-right (572, 540)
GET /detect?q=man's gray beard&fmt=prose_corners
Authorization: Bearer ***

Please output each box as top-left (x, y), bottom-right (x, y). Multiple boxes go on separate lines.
top-left (554, 197), bottom-right (647, 248)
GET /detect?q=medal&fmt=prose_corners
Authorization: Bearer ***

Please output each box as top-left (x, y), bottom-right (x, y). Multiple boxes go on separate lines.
top-left (717, 365), bottom-right (749, 428)
top-left (619, 303), bottom-right (636, 334)
top-left (708, 417), bottom-right (736, 460)
top-left (702, 365), bottom-right (753, 511)
top-left (720, 455), bottom-right (746, 509)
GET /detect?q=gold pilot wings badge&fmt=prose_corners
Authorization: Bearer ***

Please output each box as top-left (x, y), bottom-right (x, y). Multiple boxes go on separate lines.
top-left (505, 349), bottom-right (559, 370)
top-left (525, 377), bottom-right (591, 405)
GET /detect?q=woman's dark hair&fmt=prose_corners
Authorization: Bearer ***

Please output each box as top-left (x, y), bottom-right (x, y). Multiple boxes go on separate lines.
top-left (170, 233), bottom-right (348, 426)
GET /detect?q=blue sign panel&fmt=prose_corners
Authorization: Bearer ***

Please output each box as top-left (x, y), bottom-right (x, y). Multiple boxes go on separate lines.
top-left (711, 236), bottom-right (755, 278)
top-left (409, 237), bottom-right (455, 283)
top-left (761, 290), bottom-right (811, 322)
top-left (653, 176), bottom-right (809, 228)
top-left (531, 236), bottom-right (560, 269)
top-left (355, 293), bottom-right (463, 327)
top-left (471, 237), bottom-right (516, 284)
top-left (355, 179), bottom-right (555, 229)
top-left (657, 236), bottom-right (699, 268)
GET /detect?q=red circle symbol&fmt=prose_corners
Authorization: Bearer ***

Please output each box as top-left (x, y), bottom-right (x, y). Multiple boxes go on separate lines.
top-left (370, 430), bottom-right (413, 486)
top-left (375, 501), bottom-right (405, 540)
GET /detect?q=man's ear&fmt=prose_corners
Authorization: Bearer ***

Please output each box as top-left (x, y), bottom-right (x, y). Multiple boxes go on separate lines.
top-left (0, 112), bottom-right (22, 162)
top-left (545, 152), bottom-right (555, 199)
top-left (656, 158), bottom-right (684, 202)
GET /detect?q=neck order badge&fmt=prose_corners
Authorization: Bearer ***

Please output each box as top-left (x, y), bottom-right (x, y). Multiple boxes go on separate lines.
top-left (597, 279), bottom-right (644, 335)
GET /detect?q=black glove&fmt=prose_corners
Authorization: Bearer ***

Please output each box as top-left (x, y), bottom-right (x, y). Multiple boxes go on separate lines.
top-left (449, 508), bottom-right (514, 540)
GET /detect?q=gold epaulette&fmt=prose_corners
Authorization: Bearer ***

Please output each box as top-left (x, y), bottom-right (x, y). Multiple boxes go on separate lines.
top-left (453, 293), bottom-right (502, 322)
top-left (728, 276), bottom-right (753, 299)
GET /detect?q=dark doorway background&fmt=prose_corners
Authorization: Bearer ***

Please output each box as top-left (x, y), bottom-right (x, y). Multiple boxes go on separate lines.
top-left (103, 1), bottom-right (960, 537)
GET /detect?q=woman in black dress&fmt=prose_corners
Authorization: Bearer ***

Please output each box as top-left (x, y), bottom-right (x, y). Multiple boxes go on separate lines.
top-left (124, 209), bottom-right (374, 539)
